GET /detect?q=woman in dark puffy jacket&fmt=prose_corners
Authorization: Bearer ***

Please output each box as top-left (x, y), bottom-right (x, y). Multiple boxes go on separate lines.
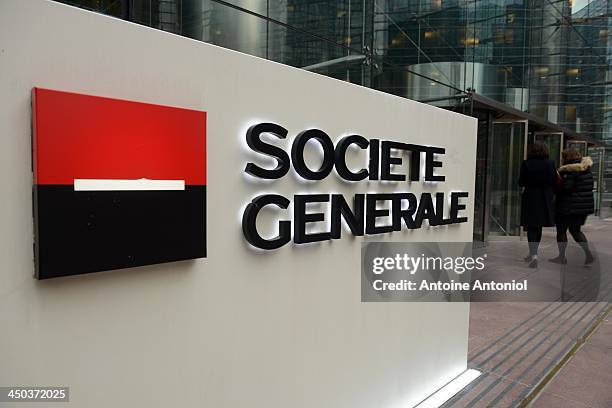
top-left (550, 148), bottom-right (595, 265)
top-left (519, 142), bottom-right (556, 268)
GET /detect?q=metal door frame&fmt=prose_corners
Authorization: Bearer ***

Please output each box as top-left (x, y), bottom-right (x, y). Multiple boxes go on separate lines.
top-left (566, 140), bottom-right (588, 157)
top-left (486, 119), bottom-right (528, 241)
top-left (533, 131), bottom-right (563, 165)
top-left (587, 145), bottom-right (605, 216)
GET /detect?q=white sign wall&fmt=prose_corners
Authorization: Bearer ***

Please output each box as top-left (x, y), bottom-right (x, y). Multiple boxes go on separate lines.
top-left (0, 1), bottom-right (477, 407)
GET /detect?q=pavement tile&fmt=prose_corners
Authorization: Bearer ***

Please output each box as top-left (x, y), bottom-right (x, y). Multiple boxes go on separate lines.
top-left (586, 318), bottom-right (612, 349)
top-left (538, 345), bottom-right (612, 408)
top-left (533, 391), bottom-right (591, 408)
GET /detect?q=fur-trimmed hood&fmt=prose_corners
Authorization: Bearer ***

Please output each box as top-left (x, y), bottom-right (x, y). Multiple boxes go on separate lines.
top-left (558, 156), bottom-right (593, 173)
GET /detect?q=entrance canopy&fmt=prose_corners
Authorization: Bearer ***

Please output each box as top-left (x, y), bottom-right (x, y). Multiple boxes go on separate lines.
top-left (468, 93), bottom-right (604, 147)
top-left (420, 91), bottom-right (606, 147)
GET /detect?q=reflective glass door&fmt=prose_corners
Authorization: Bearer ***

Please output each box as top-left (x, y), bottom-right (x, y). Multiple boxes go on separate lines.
top-left (473, 112), bottom-right (490, 242)
top-left (532, 132), bottom-right (563, 168)
top-left (588, 146), bottom-right (604, 216)
top-left (488, 121), bottom-right (527, 237)
top-left (567, 141), bottom-right (588, 157)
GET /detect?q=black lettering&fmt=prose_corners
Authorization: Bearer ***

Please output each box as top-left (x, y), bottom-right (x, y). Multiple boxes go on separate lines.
top-left (244, 123), bottom-right (290, 179)
top-left (366, 194), bottom-right (395, 234)
top-left (294, 194), bottom-right (332, 243)
top-left (414, 193), bottom-right (437, 227)
top-left (409, 146), bottom-right (423, 181)
top-left (242, 194), bottom-right (291, 250)
top-left (291, 129), bottom-right (335, 180)
top-left (435, 192), bottom-right (453, 225)
top-left (425, 147), bottom-right (445, 182)
top-left (334, 135), bottom-right (369, 181)
top-left (368, 139), bottom-right (380, 180)
top-left (331, 194), bottom-right (365, 238)
top-left (450, 192), bottom-right (469, 223)
top-left (380, 141), bottom-right (406, 181)
top-left (392, 193), bottom-right (418, 229)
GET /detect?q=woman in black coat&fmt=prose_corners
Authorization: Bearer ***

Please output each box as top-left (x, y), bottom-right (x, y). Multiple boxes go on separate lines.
top-left (550, 148), bottom-right (595, 265)
top-left (519, 142), bottom-right (556, 268)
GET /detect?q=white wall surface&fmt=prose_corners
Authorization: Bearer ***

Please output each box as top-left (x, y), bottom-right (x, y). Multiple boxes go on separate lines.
top-left (0, 1), bottom-right (477, 407)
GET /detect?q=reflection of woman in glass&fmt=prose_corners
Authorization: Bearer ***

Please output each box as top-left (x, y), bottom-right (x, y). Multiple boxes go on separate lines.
top-left (550, 149), bottom-right (595, 265)
top-left (519, 142), bottom-right (556, 268)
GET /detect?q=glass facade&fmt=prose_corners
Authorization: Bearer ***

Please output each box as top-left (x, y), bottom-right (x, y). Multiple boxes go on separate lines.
top-left (56, 0), bottom-right (612, 231)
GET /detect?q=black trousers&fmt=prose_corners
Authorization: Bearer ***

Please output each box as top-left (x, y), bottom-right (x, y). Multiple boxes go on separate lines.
top-left (556, 223), bottom-right (587, 243)
top-left (556, 223), bottom-right (591, 257)
top-left (526, 227), bottom-right (543, 256)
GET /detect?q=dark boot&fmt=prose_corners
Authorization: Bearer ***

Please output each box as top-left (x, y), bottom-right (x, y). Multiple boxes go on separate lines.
top-left (579, 242), bottom-right (595, 265)
top-left (549, 242), bottom-right (567, 264)
top-left (549, 256), bottom-right (567, 265)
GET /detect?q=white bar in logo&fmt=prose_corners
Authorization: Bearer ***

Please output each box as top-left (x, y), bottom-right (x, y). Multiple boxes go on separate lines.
top-left (74, 178), bottom-right (185, 191)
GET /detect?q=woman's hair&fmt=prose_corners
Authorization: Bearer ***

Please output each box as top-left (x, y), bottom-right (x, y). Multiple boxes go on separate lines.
top-left (562, 148), bottom-right (582, 164)
top-left (527, 141), bottom-right (549, 158)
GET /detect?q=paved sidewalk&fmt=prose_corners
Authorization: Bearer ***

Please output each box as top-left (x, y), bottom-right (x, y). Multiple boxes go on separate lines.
top-left (532, 317), bottom-right (612, 407)
top-left (443, 218), bottom-right (612, 407)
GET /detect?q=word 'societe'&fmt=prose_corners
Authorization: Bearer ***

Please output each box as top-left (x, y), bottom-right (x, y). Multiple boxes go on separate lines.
top-left (241, 122), bottom-right (469, 250)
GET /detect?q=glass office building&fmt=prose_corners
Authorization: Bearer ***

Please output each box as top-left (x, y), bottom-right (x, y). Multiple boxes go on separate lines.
top-left (56, 0), bottom-right (612, 240)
